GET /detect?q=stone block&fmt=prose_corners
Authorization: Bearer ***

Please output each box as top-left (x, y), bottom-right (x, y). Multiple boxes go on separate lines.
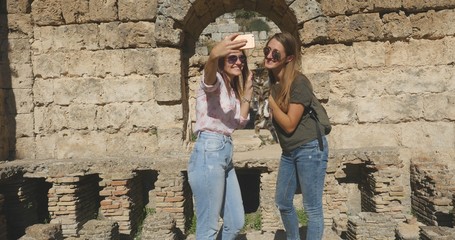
top-left (61, 0), bottom-right (90, 24)
top-left (412, 9), bottom-right (455, 39)
top-left (328, 13), bottom-right (383, 42)
top-left (16, 113), bottom-right (34, 137)
top-left (10, 63), bottom-right (33, 89)
top-left (423, 94), bottom-right (455, 121)
top-left (66, 104), bottom-right (97, 130)
top-left (154, 74), bottom-right (182, 102)
top-left (21, 223), bottom-right (63, 240)
top-left (383, 11), bottom-right (412, 39)
top-left (356, 95), bottom-right (423, 124)
top-left (35, 134), bottom-right (57, 159)
top-left (55, 131), bottom-right (107, 159)
top-left (33, 78), bottom-right (54, 105)
top-left (54, 78), bottom-right (103, 105)
top-left (118, 0), bottom-right (157, 21)
top-left (329, 124), bottom-right (401, 149)
top-left (155, 16), bottom-right (183, 47)
top-left (403, 0), bottom-right (455, 11)
top-left (32, 24), bottom-right (100, 54)
top-left (290, 0), bottom-right (322, 23)
top-left (12, 88), bottom-right (33, 114)
top-left (99, 22), bottom-right (155, 49)
top-left (15, 137), bottom-right (35, 159)
top-left (95, 103), bottom-right (129, 130)
top-left (387, 39), bottom-right (445, 67)
top-left (31, 0), bottom-right (65, 26)
top-left (324, 98), bottom-right (356, 125)
top-left (7, 38), bottom-right (30, 64)
top-left (32, 53), bottom-right (66, 78)
top-left (302, 44), bottom-right (355, 73)
top-left (300, 16), bottom-right (328, 45)
top-left (371, 0), bottom-right (402, 10)
top-left (102, 76), bottom-right (154, 103)
top-left (6, 0), bottom-right (30, 14)
top-left (158, 128), bottom-right (183, 150)
top-left (352, 41), bottom-right (387, 69)
top-left (89, 0), bottom-right (117, 22)
top-left (7, 14), bottom-right (33, 38)
top-left (401, 122), bottom-right (454, 149)
top-left (157, 0), bottom-right (191, 23)
top-left (153, 48), bottom-right (181, 74)
top-left (123, 49), bottom-right (157, 75)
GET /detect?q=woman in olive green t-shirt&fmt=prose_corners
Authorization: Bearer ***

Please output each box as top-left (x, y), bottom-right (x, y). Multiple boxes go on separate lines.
top-left (265, 32), bottom-right (329, 240)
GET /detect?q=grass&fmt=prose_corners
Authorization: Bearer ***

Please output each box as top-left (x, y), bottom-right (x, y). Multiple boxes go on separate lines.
top-left (187, 211), bottom-right (262, 235)
top-left (242, 211), bottom-right (262, 233)
top-left (134, 207), bottom-right (156, 239)
top-left (296, 209), bottom-right (308, 226)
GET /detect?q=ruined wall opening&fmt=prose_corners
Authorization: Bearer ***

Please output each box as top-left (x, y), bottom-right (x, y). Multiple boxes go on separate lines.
top-left (339, 163), bottom-right (366, 216)
top-left (0, 177), bottom-right (52, 239)
top-left (237, 169), bottom-right (261, 213)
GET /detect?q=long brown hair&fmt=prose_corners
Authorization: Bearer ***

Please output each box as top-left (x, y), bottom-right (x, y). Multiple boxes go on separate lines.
top-left (267, 32), bottom-right (301, 113)
top-left (217, 50), bottom-right (250, 100)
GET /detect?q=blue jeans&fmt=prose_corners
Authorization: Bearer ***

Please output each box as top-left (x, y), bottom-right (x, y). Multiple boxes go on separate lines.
top-left (188, 131), bottom-right (245, 240)
top-left (275, 137), bottom-right (328, 240)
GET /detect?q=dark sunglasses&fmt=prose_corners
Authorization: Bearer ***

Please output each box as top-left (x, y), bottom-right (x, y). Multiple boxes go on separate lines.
top-left (263, 47), bottom-right (281, 61)
top-left (227, 55), bottom-right (247, 64)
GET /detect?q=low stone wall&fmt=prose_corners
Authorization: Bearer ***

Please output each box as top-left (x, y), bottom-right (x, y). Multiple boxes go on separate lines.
top-left (19, 224), bottom-right (63, 240)
top-left (346, 212), bottom-right (397, 240)
top-left (410, 159), bottom-right (455, 227)
top-left (419, 226), bottom-right (455, 239)
top-left (326, 147), bottom-right (406, 234)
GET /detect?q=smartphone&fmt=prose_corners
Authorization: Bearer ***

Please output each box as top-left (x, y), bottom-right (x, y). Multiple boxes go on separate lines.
top-left (234, 34), bottom-right (255, 49)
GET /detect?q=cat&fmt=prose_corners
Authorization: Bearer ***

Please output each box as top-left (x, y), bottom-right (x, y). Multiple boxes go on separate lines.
top-left (252, 68), bottom-right (278, 143)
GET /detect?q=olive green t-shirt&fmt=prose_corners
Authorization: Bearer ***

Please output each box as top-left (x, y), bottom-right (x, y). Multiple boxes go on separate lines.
top-left (271, 74), bottom-right (320, 152)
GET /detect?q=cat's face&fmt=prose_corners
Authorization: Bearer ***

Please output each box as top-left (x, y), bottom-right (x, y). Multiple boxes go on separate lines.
top-left (253, 68), bottom-right (269, 85)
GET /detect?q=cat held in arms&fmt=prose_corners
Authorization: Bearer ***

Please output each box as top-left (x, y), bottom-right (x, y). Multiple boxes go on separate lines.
top-left (252, 67), bottom-right (278, 144)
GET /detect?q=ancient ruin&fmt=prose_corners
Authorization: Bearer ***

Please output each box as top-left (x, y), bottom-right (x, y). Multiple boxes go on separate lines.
top-left (1, 0), bottom-right (454, 239)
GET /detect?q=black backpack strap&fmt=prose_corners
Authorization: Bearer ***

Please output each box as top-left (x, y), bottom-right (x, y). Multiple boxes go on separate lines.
top-left (308, 107), bottom-right (324, 151)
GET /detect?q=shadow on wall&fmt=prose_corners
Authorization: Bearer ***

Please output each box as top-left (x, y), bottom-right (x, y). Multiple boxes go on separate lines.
top-left (0, 1), bottom-right (16, 160)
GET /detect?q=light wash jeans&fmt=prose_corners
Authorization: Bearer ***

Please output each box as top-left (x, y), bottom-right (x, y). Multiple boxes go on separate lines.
top-left (275, 137), bottom-right (328, 240)
top-left (188, 131), bottom-right (245, 240)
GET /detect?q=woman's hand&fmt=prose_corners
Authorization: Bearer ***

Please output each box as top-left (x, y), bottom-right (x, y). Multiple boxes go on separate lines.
top-left (209, 34), bottom-right (247, 60)
top-left (244, 70), bottom-right (254, 100)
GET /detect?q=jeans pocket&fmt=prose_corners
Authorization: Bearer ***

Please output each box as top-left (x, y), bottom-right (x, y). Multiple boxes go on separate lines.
top-left (205, 139), bottom-right (225, 152)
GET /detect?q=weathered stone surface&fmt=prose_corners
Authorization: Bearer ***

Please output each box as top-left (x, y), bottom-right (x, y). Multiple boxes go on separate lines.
top-left (118, 0), bottom-right (158, 21)
top-left (154, 74), bottom-right (182, 102)
top-left (289, 0), bottom-right (322, 24)
top-left (88, 0), bottom-right (117, 22)
top-left (31, 0), bottom-right (65, 26)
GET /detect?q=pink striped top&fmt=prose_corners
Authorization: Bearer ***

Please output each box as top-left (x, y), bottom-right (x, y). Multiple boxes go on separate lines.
top-left (193, 72), bottom-right (249, 136)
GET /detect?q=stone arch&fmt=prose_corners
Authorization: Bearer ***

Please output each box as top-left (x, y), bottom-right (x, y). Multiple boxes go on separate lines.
top-left (154, 0), bottom-right (321, 140)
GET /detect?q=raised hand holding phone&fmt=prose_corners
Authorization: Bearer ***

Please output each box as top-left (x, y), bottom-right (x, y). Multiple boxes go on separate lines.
top-left (234, 34), bottom-right (255, 49)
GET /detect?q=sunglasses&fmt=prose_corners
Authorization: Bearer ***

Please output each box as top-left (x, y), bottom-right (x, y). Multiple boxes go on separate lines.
top-left (227, 55), bottom-right (247, 64)
top-left (263, 47), bottom-right (281, 61)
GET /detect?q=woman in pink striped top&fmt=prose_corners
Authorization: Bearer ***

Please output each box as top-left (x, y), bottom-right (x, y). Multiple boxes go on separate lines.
top-left (188, 33), bottom-right (253, 240)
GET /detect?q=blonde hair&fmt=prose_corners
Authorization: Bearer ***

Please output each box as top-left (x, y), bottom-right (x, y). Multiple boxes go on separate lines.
top-left (218, 50), bottom-right (250, 100)
top-left (267, 32), bottom-right (301, 113)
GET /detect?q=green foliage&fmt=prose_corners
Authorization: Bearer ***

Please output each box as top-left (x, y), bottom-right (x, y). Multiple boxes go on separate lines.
top-left (296, 209), bottom-right (308, 226)
top-left (188, 214), bottom-right (197, 234)
top-left (134, 207), bottom-right (156, 239)
top-left (234, 10), bottom-right (270, 32)
top-left (248, 19), bottom-right (270, 32)
top-left (235, 9), bottom-right (257, 19)
top-left (242, 211), bottom-right (262, 232)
